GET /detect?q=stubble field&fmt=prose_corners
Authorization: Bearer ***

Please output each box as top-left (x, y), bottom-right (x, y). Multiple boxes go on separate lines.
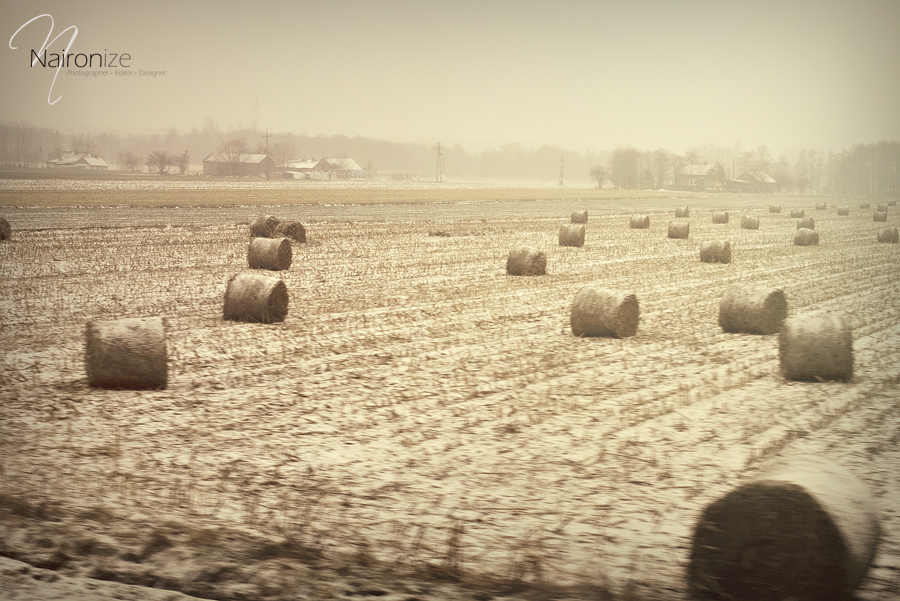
top-left (1, 185), bottom-right (899, 601)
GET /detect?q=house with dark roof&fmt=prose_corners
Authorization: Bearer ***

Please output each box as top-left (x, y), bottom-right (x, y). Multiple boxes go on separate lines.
top-left (48, 152), bottom-right (109, 170)
top-left (674, 163), bottom-right (727, 191)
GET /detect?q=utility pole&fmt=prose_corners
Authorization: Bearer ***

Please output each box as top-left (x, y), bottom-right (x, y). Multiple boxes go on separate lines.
top-left (261, 128), bottom-right (273, 180)
top-left (559, 154), bottom-right (564, 187)
top-left (435, 142), bottom-right (443, 183)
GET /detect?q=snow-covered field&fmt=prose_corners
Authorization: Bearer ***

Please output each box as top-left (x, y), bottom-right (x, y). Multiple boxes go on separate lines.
top-left (1, 188), bottom-right (898, 600)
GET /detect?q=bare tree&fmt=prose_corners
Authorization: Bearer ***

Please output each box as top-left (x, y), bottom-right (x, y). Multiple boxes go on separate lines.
top-left (146, 151), bottom-right (174, 175)
top-left (117, 150), bottom-right (140, 173)
top-left (610, 145), bottom-right (641, 189)
top-left (217, 138), bottom-right (249, 175)
top-left (174, 150), bottom-right (190, 175)
top-left (69, 133), bottom-right (101, 157)
top-left (651, 148), bottom-right (669, 188)
top-left (272, 141), bottom-right (297, 168)
top-left (590, 163), bottom-right (608, 188)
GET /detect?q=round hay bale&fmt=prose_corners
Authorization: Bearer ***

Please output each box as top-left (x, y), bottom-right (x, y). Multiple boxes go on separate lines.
top-left (740, 215), bottom-right (759, 230)
top-left (768, 204), bottom-right (781, 213)
top-left (873, 211), bottom-right (887, 222)
top-left (718, 284), bottom-right (787, 335)
top-left (790, 208), bottom-right (805, 218)
top-left (558, 224), bottom-right (585, 247)
top-left (876, 203), bottom-right (888, 212)
top-left (688, 455), bottom-right (879, 601)
top-left (273, 220), bottom-right (306, 242)
top-left (779, 314), bottom-right (852, 381)
top-left (815, 201), bottom-right (827, 210)
top-left (0, 217), bottom-right (10, 240)
top-left (570, 286), bottom-right (639, 338)
top-left (859, 202), bottom-right (870, 209)
top-left (247, 237), bottom-right (292, 271)
top-left (223, 272), bottom-right (289, 323)
top-left (700, 240), bottom-right (731, 264)
top-left (712, 211), bottom-right (729, 224)
top-left (794, 228), bottom-right (819, 246)
top-left (629, 214), bottom-right (650, 229)
top-left (836, 206), bottom-right (849, 216)
top-left (249, 215), bottom-right (280, 238)
top-left (796, 216), bottom-right (815, 230)
top-left (667, 221), bottom-right (689, 239)
top-left (888, 199), bottom-right (897, 207)
top-left (570, 210), bottom-right (588, 223)
top-left (675, 206), bottom-right (690, 218)
top-left (85, 317), bottom-right (167, 390)
top-left (506, 246), bottom-right (546, 276)
top-left (877, 226), bottom-right (899, 243)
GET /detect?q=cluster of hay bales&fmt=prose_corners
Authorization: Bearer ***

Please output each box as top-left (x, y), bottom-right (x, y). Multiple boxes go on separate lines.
top-left (570, 210), bottom-right (588, 223)
top-left (718, 284), bottom-right (787, 335)
top-left (247, 237), bottom-right (292, 271)
top-left (780, 314), bottom-right (853, 381)
top-left (797, 216), bottom-right (815, 230)
top-left (794, 228), bottom-right (819, 246)
top-left (675, 206), bottom-right (690, 218)
top-left (558, 224), bottom-right (585, 247)
top-left (877, 226), bottom-right (899, 243)
top-left (712, 211), bottom-right (729, 224)
top-left (0, 217), bottom-right (10, 240)
top-left (768, 204), bottom-right (782, 213)
top-left (740, 215), bottom-right (759, 230)
top-left (700, 240), bottom-right (731, 264)
top-left (85, 317), bottom-right (168, 390)
top-left (667, 221), bottom-right (690, 239)
top-left (506, 246), bottom-right (546, 276)
top-left (790, 208), bottom-right (805, 218)
top-left (629, 214), bottom-right (650, 229)
top-left (223, 272), bottom-right (289, 323)
top-left (873, 211), bottom-right (888, 222)
top-left (570, 286), bottom-right (640, 338)
top-left (688, 455), bottom-right (879, 601)
top-left (250, 214), bottom-right (306, 243)
top-left (815, 201), bottom-right (827, 210)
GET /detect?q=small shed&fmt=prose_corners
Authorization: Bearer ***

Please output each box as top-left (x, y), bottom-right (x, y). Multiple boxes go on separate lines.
top-left (203, 153), bottom-right (276, 176)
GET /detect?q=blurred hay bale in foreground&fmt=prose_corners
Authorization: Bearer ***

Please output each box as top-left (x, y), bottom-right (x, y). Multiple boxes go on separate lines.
top-left (718, 284), bottom-right (787, 335)
top-left (223, 273), bottom-right (289, 323)
top-left (85, 317), bottom-right (167, 390)
top-left (570, 286), bottom-right (639, 338)
top-left (779, 314), bottom-right (853, 381)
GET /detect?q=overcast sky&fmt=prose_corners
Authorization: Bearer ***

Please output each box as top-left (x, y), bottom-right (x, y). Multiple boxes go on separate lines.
top-left (3, 0), bottom-right (899, 155)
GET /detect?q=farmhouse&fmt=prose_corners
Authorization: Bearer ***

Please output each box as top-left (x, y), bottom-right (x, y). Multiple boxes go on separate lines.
top-left (729, 171), bottom-right (778, 193)
top-left (202, 153), bottom-right (276, 176)
top-left (48, 152), bottom-right (109, 170)
top-left (282, 157), bottom-right (366, 179)
top-left (674, 163), bottom-right (727, 191)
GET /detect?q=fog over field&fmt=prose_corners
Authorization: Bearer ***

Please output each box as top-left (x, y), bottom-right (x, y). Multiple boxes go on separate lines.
top-left (3, 1), bottom-right (899, 154)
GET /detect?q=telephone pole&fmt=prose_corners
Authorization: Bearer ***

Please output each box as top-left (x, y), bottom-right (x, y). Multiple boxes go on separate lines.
top-left (261, 128), bottom-right (273, 180)
top-left (435, 142), bottom-right (444, 183)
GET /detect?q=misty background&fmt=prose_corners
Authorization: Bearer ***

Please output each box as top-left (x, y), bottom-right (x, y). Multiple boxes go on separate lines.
top-left (2, 1), bottom-right (899, 188)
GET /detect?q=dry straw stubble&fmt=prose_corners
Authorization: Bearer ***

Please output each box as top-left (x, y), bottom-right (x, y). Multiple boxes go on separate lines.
top-left (506, 246), bottom-right (546, 276)
top-left (688, 455), bottom-right (879, 601)
top-left (877, 227), bottom-right (899, 243)
top-left (700, 240), bottom-right (731, 263)
top-left (248, 237), bottom-right (292, 271)
top-left (0, 217), bottom-right (10, 240)
top-left (712, 211), bottom-right (729, 224)
top-left (558, 224), bottom-right (585, 247)
top-left (779, 314), bottom-right (853, 381)
top-left (570, 209), bottom-right (588, 223)
top-left (570, 285), bottom-right (640, 338)
top-left (629, 214), bottom-right (650, 229)
top-left (740, 215), bottom-right (760, 230)
top-left (223, 272), bottom-right (289, 323)
top-left (667, 221), bottom-right (689, 239)
top-left (85, 317), bottom-right (168, 389)
top-left (718, 284), bottom-right (788, 335)
top-left (675, 206), bottom-right (690, 218)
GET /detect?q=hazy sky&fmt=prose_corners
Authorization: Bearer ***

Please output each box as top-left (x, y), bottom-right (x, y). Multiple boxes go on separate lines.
top-left (3, 0), bottom-right (899, 154)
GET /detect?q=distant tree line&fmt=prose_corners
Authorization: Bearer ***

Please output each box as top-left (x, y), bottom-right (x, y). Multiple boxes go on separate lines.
top-left (1, 121), bottom-right (897, 195)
